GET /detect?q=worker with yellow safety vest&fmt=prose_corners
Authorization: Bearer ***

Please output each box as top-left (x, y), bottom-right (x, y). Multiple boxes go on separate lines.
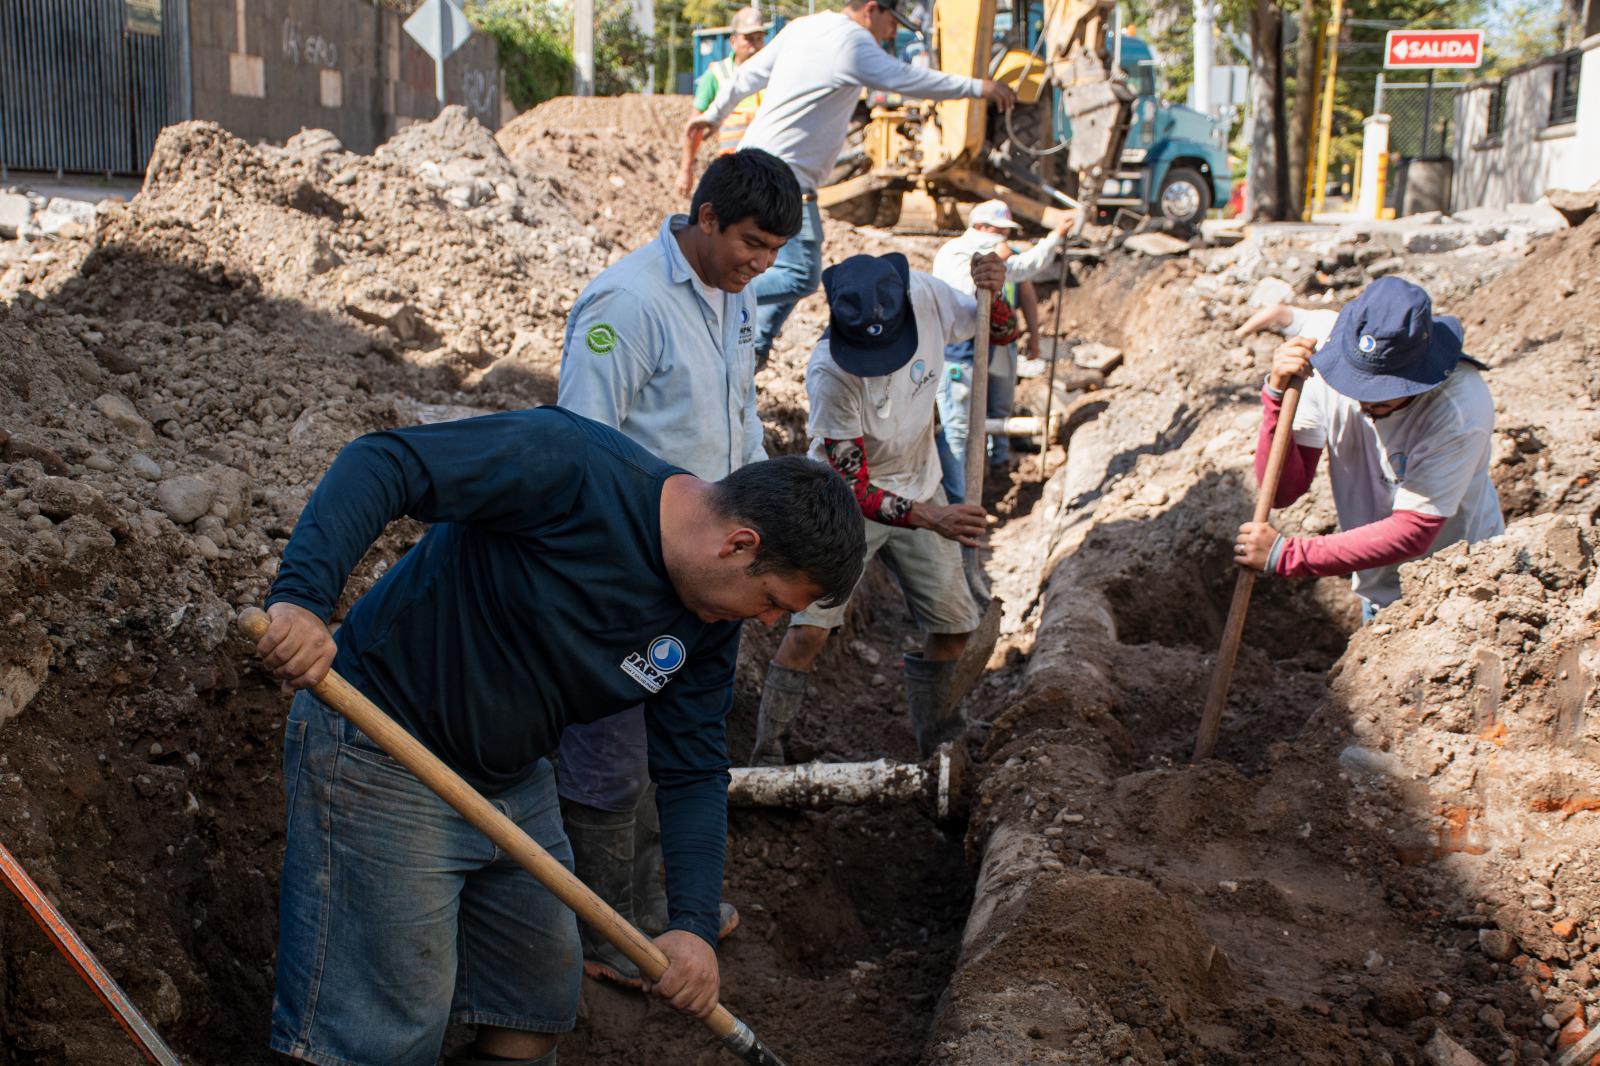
top-left (676, 7), bottom-right (767, 198)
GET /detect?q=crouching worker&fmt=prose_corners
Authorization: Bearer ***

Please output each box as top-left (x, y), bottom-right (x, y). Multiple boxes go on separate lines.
top-left (251, 408), bottom-right (864, 1066)
top-left (752, 250), bottom-right (1007, 765)
top-left (1232, 276), bottom-right (1504, 620)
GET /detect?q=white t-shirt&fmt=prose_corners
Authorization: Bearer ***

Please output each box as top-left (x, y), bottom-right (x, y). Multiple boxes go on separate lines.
top-left (806, 273), bottom-right (978, 500)
top-left (1282, 307), bottom-right (1505, 605)
top-left (689, 269), bottom-right (725, 339)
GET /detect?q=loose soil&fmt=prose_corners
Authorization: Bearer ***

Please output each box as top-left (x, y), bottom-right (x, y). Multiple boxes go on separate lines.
top-left (0, 97), bottom-right (1596, 1066)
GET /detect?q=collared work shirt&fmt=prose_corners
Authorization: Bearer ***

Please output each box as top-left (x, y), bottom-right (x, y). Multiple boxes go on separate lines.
top-left (560, 215), bottom-right (766, 481)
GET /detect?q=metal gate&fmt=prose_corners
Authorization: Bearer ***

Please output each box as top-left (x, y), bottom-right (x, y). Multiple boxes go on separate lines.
top-left (0, 0), bottom-right (190, 178)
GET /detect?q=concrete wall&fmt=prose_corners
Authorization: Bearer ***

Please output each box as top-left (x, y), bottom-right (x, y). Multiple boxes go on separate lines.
top-left (187, 0), bottom-right (499, 154)
top-left (1451, 35), bottom-right (1600, 211)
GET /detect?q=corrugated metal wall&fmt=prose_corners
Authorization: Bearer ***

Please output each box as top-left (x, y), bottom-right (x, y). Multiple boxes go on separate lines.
top-left (0, 0), bottom-right (191, 177)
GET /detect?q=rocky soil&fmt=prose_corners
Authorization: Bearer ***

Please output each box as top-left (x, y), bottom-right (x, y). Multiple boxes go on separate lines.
top-left (0, 94), bottom-right (1596, 1066)
top-left (928, 212), bottom-right (1600, 1066)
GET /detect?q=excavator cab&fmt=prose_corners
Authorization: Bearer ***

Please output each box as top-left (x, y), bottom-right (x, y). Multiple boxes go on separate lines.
top-left (819, 0), bottom-right (1133, 235)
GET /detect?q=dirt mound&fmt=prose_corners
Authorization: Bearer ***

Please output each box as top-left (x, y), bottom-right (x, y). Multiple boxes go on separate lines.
top-left (497, 95), bottom-right (695, 248)
top-left (1326, 514), bottom-right (1599, 962)
top-left (0, 101), bottom-right (964, 1065)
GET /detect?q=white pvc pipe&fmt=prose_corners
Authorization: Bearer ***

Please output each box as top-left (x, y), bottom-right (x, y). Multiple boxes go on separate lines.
top-left (728, 753), bottom-right (957, 818)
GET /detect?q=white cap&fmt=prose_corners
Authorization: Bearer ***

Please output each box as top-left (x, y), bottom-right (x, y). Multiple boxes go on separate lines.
top-left (968, 200), bottom-right (1022, 230)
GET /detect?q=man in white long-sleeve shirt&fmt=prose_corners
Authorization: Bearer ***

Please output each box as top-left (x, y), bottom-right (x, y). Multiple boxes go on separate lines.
top-left (930, 200), bottom-right (1069, 496)
top-left (686, 0), bottom-right (1017, 361)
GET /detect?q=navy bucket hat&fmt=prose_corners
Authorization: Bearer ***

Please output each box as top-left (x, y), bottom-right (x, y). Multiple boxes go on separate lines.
top-left (1312, 276), bottom-right (1465, 402)
top-left (821, 253), bottom-right (919, 377)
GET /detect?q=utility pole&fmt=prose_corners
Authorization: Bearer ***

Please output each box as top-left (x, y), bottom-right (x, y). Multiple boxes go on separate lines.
top-left (1193, 0), bottom-right (1215, 115)
top-left (574, 0), bottom-right (595, 96)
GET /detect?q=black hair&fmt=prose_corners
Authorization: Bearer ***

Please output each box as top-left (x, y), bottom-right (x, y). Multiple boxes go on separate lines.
top-left (711, 456), bottom-right (864, 609)
top-left (690, 149), bottom-right (803, 240)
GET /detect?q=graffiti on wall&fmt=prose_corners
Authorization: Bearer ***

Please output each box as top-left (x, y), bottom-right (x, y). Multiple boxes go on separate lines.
top-left (282, 18), bottom-right (338, 67)
top-left (461, 68), bottom-right (496, 118)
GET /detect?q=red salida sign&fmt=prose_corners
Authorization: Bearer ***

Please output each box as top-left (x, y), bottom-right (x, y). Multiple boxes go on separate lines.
top-left (1384, 29), bottom-right (1484, 68)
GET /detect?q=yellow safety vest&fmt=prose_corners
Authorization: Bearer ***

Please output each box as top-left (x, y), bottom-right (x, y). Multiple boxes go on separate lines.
top-left (711, 56), bottom-right (763, 155)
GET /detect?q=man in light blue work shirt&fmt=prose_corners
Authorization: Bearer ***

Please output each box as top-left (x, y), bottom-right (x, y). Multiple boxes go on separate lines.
top-left (555, 149), bottom-right (803, 990)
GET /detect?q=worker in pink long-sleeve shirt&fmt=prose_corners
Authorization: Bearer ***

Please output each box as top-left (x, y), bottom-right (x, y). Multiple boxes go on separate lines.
top-left (1231, 277), bottom-right (1505, 622)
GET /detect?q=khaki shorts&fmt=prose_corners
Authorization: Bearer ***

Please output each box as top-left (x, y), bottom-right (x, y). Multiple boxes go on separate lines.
top-left (791, 488), bottom-right (982, 634)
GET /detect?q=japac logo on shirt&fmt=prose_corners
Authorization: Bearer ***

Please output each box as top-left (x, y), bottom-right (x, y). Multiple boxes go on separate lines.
top-left (1385, 451), bottom-right (1408, 484)
top-left (908, 358), bottom-right (936, 395)
top-left (621, 635), bottom-right (687, 694)
top-left (738, 306), bottom-right (754, 347)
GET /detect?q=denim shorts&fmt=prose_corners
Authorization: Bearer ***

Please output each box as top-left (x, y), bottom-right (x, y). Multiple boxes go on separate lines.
top-left (270, 690), bottom-right (580, 1066)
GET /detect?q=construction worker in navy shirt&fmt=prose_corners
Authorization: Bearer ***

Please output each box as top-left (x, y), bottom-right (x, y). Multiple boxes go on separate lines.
top-left (253, 408), bottom-right (863, 1066)
top-left (554, 149), bottom-right (801, 989)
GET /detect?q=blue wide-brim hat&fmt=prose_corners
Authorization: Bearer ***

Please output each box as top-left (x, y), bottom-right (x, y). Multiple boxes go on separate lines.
top-left (821, 252), bottom-right (919, 377)
top-left (1312, 276), bottom-right (1465, 402)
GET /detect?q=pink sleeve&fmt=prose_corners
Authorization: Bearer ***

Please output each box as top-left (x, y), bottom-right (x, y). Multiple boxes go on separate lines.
top-left (1276, 510), bottom-right (1448, 578)
top-left (1256, 387), bottom-right (1321, 508)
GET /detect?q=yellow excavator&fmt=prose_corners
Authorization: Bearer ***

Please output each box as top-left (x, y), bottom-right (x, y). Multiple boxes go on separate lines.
top-left (820, 0), bottom-right (1133, 233)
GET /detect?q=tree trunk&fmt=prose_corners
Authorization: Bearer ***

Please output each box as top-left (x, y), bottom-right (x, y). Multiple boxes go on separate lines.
top-left (1247, 0), bottom-right (1288, 220)
top-left (1288, 0), bottom-right (1319, 219)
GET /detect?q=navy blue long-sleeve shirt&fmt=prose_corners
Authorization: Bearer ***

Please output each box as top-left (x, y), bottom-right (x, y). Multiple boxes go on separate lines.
top-left (266, 407), bottom-right (737, 946)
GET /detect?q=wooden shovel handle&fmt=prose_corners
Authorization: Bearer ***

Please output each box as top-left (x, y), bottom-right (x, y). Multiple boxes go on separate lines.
top-left (1192, 380), bottom-right (1304, 762)
top-left (965, 289), bottom-right (993, 506)
top-left (236, 608), bottom-right (745, 1042)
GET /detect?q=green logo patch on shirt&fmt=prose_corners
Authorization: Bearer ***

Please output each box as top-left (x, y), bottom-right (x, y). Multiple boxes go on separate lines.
top-left (585, 323), bottom-right (618, 355)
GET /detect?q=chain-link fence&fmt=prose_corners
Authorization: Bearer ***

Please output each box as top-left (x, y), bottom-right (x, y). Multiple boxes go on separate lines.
top-left (1379, 81), bottom-right (1466, 159)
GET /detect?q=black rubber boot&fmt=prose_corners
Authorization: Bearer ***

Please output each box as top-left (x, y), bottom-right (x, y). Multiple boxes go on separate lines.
top-left (559, 798), bottom-right (643, 989)
top-left (444, 1046), bottom-right (557, 1064)
top-left (635, 784), bottom-right (739, 941)
top-left (631, 784), bottom-right (669, 937)
top-left (751, 663), bottom-right (808, 766)
top-left (904, 653), bottom-right (962, 759)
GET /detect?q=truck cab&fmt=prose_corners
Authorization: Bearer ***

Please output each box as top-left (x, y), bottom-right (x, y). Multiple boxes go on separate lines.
top-left (1091, 33), bottom-right (1232, 225)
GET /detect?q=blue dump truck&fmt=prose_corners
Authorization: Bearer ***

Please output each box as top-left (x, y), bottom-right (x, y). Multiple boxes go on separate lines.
top-left (1086, 33), bottom-right (1233, 226)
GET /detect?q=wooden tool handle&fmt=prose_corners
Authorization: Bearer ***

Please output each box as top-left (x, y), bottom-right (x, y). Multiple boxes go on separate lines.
top-left (236, 608), bottom-right (745, 1042)
top-left (1192, 380), bottom-right (1304, 762)
top-left (965, 289), bottom-right (993, 506)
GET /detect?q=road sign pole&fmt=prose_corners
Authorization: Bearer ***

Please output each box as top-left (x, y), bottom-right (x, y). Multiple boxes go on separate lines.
top-left (1420, 67), bottom-right (1434, 157)
top-left (436, 0), bottom-right (448, 104)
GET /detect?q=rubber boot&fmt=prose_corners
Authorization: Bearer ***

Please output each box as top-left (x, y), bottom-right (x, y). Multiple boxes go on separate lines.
top-left (904, 653), bottom-right (962, 759)
top-left (751, 663), bottom-right (808, 766)
top-left (631, 784), bottom-right (669, 937)
top-left (634, 784), bottom-right (740, 940)
top-left (444, 1046), bottom-right (556, 1064)
top-left (559, 798), bottom-right (643, 989)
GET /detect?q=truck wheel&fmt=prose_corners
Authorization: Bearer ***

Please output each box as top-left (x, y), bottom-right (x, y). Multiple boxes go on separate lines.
top-left (1157, 167), bottom-right (1210, 227)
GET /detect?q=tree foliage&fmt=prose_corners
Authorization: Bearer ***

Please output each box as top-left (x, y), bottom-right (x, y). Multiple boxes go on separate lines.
top-left (469, 0), bottom-right (574, 109)
top-left (467, 0), bottom-right (654, 107)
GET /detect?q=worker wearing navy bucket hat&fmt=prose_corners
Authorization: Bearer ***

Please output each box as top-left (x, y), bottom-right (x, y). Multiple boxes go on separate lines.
top-left (1233, 276), bottom-right (1505, 620)
top-left (750, 250), bottom-right (1007, 767)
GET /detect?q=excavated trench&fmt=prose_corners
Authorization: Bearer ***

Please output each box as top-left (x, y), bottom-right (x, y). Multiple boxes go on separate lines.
top-left (2, 104), bottom-right (1597, 1066)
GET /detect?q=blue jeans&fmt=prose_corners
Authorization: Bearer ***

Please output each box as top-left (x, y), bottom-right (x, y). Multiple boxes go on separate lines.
top-left (751, 199), bottom-right (823, 357)
top-left (272, 691), bottom-right (579, 1066)
top-left (1361, 598), bottom-right (1381, 624)
top-left (555, 705), bottom-right (649, 812)
top-left (936, 339), bottom-right (1018, 504)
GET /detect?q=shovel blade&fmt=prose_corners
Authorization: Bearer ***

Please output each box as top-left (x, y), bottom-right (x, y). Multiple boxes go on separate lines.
top-left (947, 596), bottom-right (1002, 713)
